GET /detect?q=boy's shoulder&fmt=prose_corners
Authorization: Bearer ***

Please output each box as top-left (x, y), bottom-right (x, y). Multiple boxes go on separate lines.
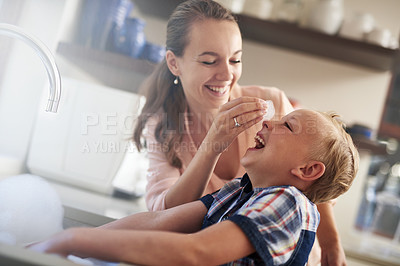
top-left (254, 185), bottom-right (313, 204)
top-left (205, 175), bottom-right (319, 226)
top-left (234, 186), bottom-right (319, 265)
top-left (214, 175), bottom-right (315, 208)
top-left (202, 178), bottom-right (320, 265)
top-left (252, 186), bottom-right (320, 231)
top-left (251, 185), bottom-right (314, 210)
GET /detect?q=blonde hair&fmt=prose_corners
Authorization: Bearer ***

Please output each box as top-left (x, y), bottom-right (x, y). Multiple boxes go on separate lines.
top-left (303, 112), bottom-right (360, 204)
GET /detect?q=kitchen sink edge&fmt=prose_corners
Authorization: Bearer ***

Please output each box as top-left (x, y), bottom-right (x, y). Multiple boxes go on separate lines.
top-left (0, 206), bottom-right (134, 266)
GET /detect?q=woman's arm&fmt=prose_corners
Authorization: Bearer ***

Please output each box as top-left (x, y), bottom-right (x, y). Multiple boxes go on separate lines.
top-left (144, 117), bottom-right (224, 211)
top-left (317, 202), bottom-right (347, 266)
top-left (163, 97), bottom-right (266, 209)
top-left (146, 97), bottom-right (267, 210)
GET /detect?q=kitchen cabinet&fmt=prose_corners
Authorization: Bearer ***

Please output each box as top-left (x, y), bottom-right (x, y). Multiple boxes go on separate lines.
top-left (134, 0), bottom-right (399, 71)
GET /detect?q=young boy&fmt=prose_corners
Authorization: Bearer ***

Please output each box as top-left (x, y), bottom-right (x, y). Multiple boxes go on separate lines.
top-left (29, 109), bottom-right (359, 265)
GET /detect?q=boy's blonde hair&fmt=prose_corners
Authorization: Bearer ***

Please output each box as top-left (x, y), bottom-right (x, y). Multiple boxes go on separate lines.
top-left (303, 112), bottom-right (359, 204)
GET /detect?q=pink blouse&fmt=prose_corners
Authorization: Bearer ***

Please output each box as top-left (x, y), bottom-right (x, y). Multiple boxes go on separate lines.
top-left (143, 85), bottom-right (294, 211)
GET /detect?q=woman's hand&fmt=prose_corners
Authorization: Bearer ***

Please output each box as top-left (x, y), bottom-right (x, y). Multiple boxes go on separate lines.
top-left (202, 97), bottom-right (268, 154)
top-left (316, 202), bottom-right (347, 266)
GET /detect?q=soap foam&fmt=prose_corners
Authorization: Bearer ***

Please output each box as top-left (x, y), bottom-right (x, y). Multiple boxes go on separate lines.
top-left (0, 174), bottom-right (64, 245)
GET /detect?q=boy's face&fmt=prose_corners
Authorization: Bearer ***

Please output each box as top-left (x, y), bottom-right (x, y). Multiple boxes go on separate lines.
top-left (241, 109), bottom-right (328, 188)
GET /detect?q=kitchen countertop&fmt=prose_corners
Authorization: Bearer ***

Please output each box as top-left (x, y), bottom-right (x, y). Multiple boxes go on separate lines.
top-left (342, 232), bottom-right (400, 266)
top-left (49, 179), bottom-right (148, 220)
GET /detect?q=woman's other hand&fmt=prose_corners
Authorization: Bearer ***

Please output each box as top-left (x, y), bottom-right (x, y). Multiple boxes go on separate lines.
top-left (316, 202), bottom-right (347, 266)
top-left (321, 241), bottom-right (347, 266)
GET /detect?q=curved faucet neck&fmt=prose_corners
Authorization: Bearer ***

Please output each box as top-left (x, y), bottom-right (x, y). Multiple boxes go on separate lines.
top-left (0, 23), bottom-right (61, 113)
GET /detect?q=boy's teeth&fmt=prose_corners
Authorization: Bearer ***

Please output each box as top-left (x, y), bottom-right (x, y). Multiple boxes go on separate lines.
top-left (208, 86), bottom-right (227, 93)
top-left (255, 135), bottom-right (265, 145)
top-left (254, 135), bottom-right (265, 148)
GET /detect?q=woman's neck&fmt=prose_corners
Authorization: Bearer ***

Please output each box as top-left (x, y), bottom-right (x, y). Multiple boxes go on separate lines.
top-left (187, 105), bottom-right (219, 133)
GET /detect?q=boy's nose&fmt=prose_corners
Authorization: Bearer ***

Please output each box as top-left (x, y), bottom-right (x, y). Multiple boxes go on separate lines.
top-left (267, 120), bottom-right (276, 127)
top-left (263, 120), bottom-right (272, 130)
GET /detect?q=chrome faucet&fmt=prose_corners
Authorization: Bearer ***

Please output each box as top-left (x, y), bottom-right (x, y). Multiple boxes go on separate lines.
top-left (0, 23), bottom-right (61, 112)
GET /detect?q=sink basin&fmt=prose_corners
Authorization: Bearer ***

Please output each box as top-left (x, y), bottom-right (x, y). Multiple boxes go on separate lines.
top-left (0, 206), bottom-right (133, 266)
top-left (0, 174), bottom-right (146, 265)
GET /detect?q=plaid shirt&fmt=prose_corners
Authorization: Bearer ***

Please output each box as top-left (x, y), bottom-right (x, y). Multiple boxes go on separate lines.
top-left (200, 173), bottom-right (320, 266)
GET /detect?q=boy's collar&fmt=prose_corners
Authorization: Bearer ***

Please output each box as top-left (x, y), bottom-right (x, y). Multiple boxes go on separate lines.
top-left (241, 173), bottom-right (253, 193)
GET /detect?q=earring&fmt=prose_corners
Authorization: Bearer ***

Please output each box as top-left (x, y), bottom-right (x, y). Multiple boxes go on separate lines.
top-left (174, 76), bottom-right (179, 85)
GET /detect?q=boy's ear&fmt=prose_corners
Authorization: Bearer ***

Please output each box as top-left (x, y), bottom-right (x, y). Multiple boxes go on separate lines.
top-left (291, 161), bottom-right (325, 181)
top-left (165, 50), bottom-right (180, 76)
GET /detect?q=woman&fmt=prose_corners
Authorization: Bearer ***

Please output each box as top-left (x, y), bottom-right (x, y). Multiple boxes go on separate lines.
top-left (134, 0), bottom-right (346, 265)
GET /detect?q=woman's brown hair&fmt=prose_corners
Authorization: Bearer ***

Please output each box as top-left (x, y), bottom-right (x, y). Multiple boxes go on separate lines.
top-left (133, 0), bottom-right (237, 168)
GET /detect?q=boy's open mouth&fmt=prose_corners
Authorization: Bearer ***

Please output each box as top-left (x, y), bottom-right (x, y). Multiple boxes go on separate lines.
top-left (254, 135), bottom-right (265, 149)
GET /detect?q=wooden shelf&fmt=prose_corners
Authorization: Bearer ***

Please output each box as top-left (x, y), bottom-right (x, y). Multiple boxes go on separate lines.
top-left (237, 14), bottom-right (398, 71)
top-left (135, 0), bottom-right (398, 71)
top-left (57, 42), bottom-right (155, 76)
top-left (56, 42), bottom-right (155, 93)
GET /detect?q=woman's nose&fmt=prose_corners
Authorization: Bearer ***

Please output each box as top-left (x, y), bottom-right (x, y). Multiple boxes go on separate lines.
top-left (216, 62), bottom-right (233, 81)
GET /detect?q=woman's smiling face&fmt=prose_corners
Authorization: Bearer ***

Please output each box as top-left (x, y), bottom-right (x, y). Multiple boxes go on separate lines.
top-left (174, 19), bottom-right (242, 111)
